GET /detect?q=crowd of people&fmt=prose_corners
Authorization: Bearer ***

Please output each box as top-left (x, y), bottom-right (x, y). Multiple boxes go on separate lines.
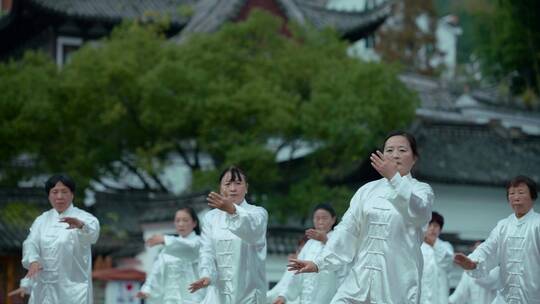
top-left (8, 130), bottom-right (539, 304)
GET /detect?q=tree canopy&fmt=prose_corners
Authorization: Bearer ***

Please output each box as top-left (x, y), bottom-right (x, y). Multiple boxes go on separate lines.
top-left (0, 11), bottom-right (418, 220)
top-left (471, 0), bottom-right (540, 101)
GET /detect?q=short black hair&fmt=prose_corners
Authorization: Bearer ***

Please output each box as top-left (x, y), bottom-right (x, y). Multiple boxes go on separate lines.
top-left (430, 211), bottom-right (444, 230)
top-left (313, 203), bottom-right (338, 229)
top-left (506, 175), bottom-right (538, 201)
top-left (383, 130), bottom-right (419, 158)
top-left (177, 206), bottom-right (201, 235)
top-left (45, 174), bottom-right (76, 195)
top-left (218, 166), bottom-right (247, 184)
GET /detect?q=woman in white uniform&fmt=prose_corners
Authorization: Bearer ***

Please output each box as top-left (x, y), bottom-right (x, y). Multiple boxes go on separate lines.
top-left (136, 206), bottom-right (204, 304)
top-left (289, 131), bottom-right (434, 304)
top-left (9, 174), bottom-right (100, 304)
top-left (266, 236), bottom-right (308, 304)
top-left (189, 166), bottom-right (268, 304)
top-left (420, 211), bottom-right (454, 304)
top-left (272, 203), bottom-right (339, 304)
top-left (454, 175), bottom-right (540, 304)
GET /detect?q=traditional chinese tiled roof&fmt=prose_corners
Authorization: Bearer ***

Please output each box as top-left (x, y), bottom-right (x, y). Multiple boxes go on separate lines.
top-left (26, 0), bottom-right (196, 24)
top-left (413, 121), bottom-right (540, 186)
top-left (176, 0), bottom-right (391, 42)
top-left (399, 73), bottom-right (540, 186)
top-left (295, 0), bottom-right (391, 41)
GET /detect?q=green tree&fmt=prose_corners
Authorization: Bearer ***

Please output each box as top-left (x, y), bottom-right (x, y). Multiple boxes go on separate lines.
top-left (0, 11), bottom-right (418, 220)
top-left (0, 52), bottom-right (60, 184)
top-left (468, 0), bottom-right (540, 103)
top-left (375, 0), bottom-right (437, 74)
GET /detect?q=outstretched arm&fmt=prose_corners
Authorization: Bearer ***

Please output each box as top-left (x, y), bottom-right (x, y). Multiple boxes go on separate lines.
top-left (287, 258), bottom-right (318, 274)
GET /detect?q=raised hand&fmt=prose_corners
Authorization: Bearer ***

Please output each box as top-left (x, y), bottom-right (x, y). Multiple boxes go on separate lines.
top-left (287, 258), bottom-right (318, 274)
top-left (454, 253), bottom-right (477, 270)
top-left (8, 287), bottom-right (26, 298)
top-left (272, 296), bottom-right (286, 304)
top-left (305, 228), bottom-right (328, 244)
top-left (207, 192), bottom-right (236, 214)
top-left (59, 217), bottom-right (84, 229)
top-left (146, 234), bottom-right (165, 247)
top-left (370, 150), bottom-right (398, 180)
top-left (26, 261), bottom-right (42, 278)
top-left (136, 291), bottom-right (149, 299)
top-left (189, 277), bottom-right (210, 293)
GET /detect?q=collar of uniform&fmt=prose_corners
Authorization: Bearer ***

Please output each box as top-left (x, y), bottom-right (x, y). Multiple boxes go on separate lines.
top-left (403, 173), bottom-right (413, 180)
top-left (513, 208), bottom-right (535, 224)
top-left (512, 208), bottom-right (534, 225)
top-left (236, 199), bottom-right (248, 207)
top-left (385, 172), bottom-right (413, 186)
top-left (53, 203), bottom-right (74, 217)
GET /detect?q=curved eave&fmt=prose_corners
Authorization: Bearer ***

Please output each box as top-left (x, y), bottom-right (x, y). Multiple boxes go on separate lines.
top-left (26, 0), bottom-right (193, 27)
top-left (296, 1), bottom-right (392, 41)
top-left (175, 0), bottom-right (246, 42)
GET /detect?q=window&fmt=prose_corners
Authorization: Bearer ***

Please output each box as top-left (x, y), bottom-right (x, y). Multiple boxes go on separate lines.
top-left (56, 36), bottom-right (83, 66)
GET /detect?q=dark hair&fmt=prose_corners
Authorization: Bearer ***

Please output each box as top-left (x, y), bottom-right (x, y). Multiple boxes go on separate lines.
top-left (45, 174), bottom-right (76, 195)
top-left (313, 203), bottom-right (338, 230)
top-left (430, 211), bottom-right (444, 230)
top-left (382, 130), bottom-right (419, 158)
top-left (218, 166), bottom-right (248, 184)
top-left (177, 206), bottom-right (201, 235)
top-left (506, 175), bottom-right (538, 201)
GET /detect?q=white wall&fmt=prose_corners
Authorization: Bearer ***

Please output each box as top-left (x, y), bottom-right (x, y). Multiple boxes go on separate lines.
top-left (430, 182), bottom-right (511, 240)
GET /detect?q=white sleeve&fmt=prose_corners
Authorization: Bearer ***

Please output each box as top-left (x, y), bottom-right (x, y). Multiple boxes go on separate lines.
top-left (475, 266), bottom-right (501, 290)
top-left (163, 235), bottom-right (200, 258)
top-left (387, 173), bottom-right (434, 227)
top-left (20, 277), bottom-right (34, 294)
top-left (199, 214), bottom-right (217, 283)
top-left (448, 272), bottom-right (470, 304)
top-left (281, 271), bottom-right (302, 302)
top-left (280, 244), bottom-right (311, 302)
top-left (267, 269), bottom-right (295, 303)
top-left (226, 204), bottom-right (268, 246)
top-left (434, 239), bottom-right (454, 272)
top-left (76, 214), bottom-right (100, 245)
top-left (22, 217), bottom-right (42, 268)
top-left (314, 189), bottom-right (364, 272)
top-left (140, 254), bottom-right (164, 297)
top-left (467, 222), bottom-right (502, 279)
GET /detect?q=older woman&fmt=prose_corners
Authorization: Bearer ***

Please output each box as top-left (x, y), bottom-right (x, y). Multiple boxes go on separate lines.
top-left (454, 175), bottom-right (540, 304)
top-left (289, 131), bottom-right (434, 304)
top-left (9, 174), bottom-right (100, 304)
top-left (189, 166), bottom-right (268, 304)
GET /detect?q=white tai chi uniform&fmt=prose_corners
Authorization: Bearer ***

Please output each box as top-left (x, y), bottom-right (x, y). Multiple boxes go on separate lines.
top-left (140, 232), bottom-right (205, 304)
top-left (420, 238), bottom-right (454, 304)
top-left (314, 173), bottom-right (434, 304)
top-left (279, 231), bottom-right (339, 304)
top-left (199, 200), bottom-right (268, 304)
top-left (266, 267), bottom-right (299, 304)
top-left (466, 209), bottom-right (540, 304)
top-left (21, 204), bottom-right (100, 304)
top-left (449, 267), bottom-right (500, 304)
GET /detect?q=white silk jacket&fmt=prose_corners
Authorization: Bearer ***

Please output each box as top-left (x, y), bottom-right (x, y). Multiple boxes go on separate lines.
top-left (141, 232), bottom-right (204, 304)
top-left (21, 204), bottom-right (100, 304)
top-left (449, 267), bottom-right (500, 304)
top-left (467, 209), bottom-right (540, 304)
top-left (314, 173), bottom-right (434, 304)
top-left (199, 200), bottom-right (268, 304)
top-left (280, 232), bottom-right (339, 304)
top-left (266, 268), bottom-right (299, 304)
top-left (420, 239), bottom-right (454, 304)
